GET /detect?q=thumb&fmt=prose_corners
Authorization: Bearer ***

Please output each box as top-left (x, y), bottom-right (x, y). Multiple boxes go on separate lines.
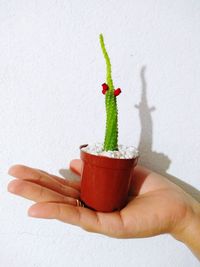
top-left (70, 159), bottom-right (82, 176)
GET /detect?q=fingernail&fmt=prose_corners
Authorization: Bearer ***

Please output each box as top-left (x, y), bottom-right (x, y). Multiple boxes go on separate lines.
top-left (28, 209), bottom-right (38, 217)
top-left (8, 167), bottom-right (13, 175)
top-left (8, 165), bottom-right (17, 176)
top-left (7, 182), bottom-right (15, 193)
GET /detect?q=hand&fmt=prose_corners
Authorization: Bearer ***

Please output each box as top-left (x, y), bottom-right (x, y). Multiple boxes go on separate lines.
top-left (7, 160), bottom-right (200, 258)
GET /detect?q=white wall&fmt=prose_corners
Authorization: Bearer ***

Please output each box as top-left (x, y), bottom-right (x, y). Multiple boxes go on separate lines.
top-left (1, 1), bottom-right (200, 266)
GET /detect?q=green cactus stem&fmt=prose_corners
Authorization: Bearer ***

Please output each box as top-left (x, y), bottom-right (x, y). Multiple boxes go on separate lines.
top-left (99, 33), bottom-right (119, 151)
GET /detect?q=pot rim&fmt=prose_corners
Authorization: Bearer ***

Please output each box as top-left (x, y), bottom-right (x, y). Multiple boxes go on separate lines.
top-left (80, 144), bottom-right (139, 162)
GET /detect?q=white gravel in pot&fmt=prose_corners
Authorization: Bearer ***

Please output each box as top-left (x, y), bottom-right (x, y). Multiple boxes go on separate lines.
top-left (81, 143), bottom-right (139, 159)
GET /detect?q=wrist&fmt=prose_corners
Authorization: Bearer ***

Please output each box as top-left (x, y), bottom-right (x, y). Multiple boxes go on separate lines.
top-left (172, 198), bottom-right (200, 259)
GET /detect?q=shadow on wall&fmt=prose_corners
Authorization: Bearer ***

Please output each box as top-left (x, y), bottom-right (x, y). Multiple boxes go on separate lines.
top-left (136, 66), bottom-right (200, 202)
top-left (135, 66), bottom-right (171, 174)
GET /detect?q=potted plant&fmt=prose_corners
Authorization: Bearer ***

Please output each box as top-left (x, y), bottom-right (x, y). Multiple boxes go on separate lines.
top-left (80, 34), bottom-right (139, 212)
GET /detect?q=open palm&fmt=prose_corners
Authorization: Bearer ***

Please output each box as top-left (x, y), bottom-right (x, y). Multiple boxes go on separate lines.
top-left (7, 160), bottom-right (194, 238)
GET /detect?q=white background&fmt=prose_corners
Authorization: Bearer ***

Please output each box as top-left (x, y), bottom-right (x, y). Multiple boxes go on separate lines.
top-left (1, 0), bottom-right (200, 266)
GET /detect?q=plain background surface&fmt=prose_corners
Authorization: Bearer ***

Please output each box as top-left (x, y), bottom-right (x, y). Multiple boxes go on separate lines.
top-left (1, 1), bottom-right (200, 266)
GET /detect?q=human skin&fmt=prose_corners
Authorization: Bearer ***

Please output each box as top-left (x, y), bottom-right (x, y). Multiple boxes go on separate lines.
top-left (7, 160), bottom-right (200, 260)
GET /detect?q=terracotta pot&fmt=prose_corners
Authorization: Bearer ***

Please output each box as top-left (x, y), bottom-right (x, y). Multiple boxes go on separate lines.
top-left (80, 144), bottom-right (139, 212)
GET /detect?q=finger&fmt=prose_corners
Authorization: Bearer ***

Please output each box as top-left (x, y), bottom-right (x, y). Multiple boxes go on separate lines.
top-left (36, 170), bottom-right (81, 191)
top-left (28, 202), bottom-right (126, 238)
top-left (7, 179), bottom-right (78, 206)
top-left (70, 159), bottom-right (82, 176)
top-left (128, 166), bottom-right (151, 196)
top-left (8, 164), bottom-right (80, 198)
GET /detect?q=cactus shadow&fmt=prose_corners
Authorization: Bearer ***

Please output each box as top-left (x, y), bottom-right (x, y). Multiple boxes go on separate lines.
top-left (136, 66), bottom-right (200, 202)
top-left (135, 66), bottom-right (171, 174)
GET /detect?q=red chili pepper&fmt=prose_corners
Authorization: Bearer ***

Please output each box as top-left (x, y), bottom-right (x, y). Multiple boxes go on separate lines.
top-left (114, 88), bottom-right (121, 96)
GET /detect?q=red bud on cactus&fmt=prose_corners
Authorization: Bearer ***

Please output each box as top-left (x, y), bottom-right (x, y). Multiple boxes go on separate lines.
top-left (102, 83), bottom-right (109, 91)
top-left (102, 89), bottom-right (107, 94)
top-left (114, 88), bottom-right (121, 96)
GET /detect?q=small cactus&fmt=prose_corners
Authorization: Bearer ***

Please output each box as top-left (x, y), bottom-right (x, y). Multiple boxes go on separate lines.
top-left (99, 34), bottom-right (121, 151)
